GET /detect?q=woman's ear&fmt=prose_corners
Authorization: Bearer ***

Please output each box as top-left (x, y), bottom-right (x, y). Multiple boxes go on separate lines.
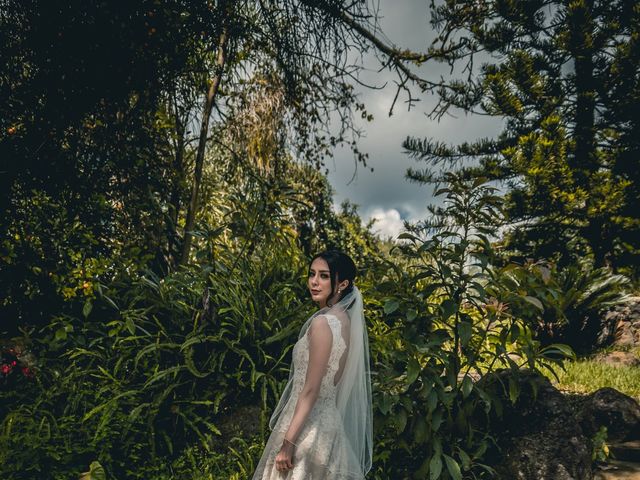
top-left (338, 279), bottom-right (350, 291)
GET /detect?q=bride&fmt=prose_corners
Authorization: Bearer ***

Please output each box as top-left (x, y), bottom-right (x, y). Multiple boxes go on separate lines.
top-left (252, 250), bottom-right (373, 479)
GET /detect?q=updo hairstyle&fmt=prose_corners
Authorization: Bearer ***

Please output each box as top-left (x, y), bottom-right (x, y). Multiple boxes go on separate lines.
top-left (309, 250), bottom-right (357, 303)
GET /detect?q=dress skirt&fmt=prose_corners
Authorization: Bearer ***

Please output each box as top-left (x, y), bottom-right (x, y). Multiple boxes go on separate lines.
top-left (252, 397), bottom-right (364, 480)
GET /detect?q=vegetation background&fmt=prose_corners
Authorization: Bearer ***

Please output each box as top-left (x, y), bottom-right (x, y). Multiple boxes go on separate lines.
top-left (1, 1), bottom-right (638, 479)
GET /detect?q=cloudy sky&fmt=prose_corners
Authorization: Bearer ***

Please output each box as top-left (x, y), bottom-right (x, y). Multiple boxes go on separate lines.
top-left (325, 1), bottom-right (503, 239)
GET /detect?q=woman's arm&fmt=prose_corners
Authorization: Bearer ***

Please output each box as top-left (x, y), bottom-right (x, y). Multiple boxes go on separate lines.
top-left (283, 315), bottom-right (333, 444)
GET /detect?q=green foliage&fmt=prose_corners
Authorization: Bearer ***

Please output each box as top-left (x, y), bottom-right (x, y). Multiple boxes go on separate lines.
top-left (0, 0), bottom-right (207, 292)
top-left (591, 426), bottom-right (610, 463)
top-left (1, 0), bottom-right (385, 333)
top-left (366, 173), bottom-right (572, 479)
top-left (0, 136), bottom-right (386, 477)
top-left (3, 2), bottom-right (637, 478)
top-left (0, 244), bottom-right (308, 478)
top-left (494, 260), bottom-right (632, 353)
top-left (79, 461), bottom-right (106, 480)
top-left (406, 0), bottom-right (640, 275)
top-left (486, 254), bottom-right (631, 352)
top-left (1, 189), bottom-right (139, 335)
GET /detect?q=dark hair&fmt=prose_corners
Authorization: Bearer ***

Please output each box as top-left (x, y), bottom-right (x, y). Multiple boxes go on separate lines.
top-left (309, 250), bottom-right (357, 303)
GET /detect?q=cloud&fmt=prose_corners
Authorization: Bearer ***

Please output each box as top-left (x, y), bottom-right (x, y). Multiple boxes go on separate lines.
top-left (367, 208), bottom-right (406, 240)
top-left (325, 2), bottom-right (505, 228)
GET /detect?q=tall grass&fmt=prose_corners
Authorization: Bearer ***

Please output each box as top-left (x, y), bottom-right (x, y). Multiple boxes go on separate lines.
top-left (545, 356), bottom-right (640, 399)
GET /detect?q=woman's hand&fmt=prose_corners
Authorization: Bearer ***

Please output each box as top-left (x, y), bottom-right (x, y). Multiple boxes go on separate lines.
top-left (275, 439), bottom-right (295, 473)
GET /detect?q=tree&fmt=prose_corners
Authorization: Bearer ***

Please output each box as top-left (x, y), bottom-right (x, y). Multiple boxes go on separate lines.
top-left (0, 0), bottom-right (440, 329)
top-left (403, 0), bottom-right (640, 274)
top-left (1, 0), bottom-right (213, 330)
top-left (176, 0), bottom-right (458, 264)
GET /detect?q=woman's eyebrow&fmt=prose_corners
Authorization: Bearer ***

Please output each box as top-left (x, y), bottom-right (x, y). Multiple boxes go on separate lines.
top-left (309, 269), bottom-right (330, 273)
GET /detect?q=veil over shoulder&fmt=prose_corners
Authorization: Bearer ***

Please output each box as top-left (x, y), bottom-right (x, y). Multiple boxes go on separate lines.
top-left (252, 286), bottom-right (373, 479)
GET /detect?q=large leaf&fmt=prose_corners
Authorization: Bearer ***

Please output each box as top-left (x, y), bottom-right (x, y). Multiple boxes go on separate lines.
top-left (444, 454), bottom-right (462, 480)
top-left (429, 454), bottom-right (443, 480)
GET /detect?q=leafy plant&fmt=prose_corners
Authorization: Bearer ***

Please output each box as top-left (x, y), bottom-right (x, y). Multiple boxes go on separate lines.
top-left (591, 426), bottom-right (610, 463)
top-left (368, 173), bottom-right (573, 479)
top-left (488, 258), bottom-right (632, 353)
top-left (0, 234), bottom-right (310, 478)
top-left (539, 264), bottom-right (631, 353)
top-left (79, 461), bottom-right (106, 480)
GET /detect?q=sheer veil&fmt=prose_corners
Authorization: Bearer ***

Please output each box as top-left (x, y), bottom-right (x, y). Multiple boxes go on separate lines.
top-left (268, 285), bottom-right (373, 476)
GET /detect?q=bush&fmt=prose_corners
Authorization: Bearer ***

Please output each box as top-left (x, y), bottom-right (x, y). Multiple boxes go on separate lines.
top-left (0, 241), bottom-right (310, 478)
top-left (366, 174), bottom-right (572, 479)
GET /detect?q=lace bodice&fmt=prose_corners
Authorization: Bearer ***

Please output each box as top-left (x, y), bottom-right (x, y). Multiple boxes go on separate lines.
top-left (291, 314), bottom-right (347, 400)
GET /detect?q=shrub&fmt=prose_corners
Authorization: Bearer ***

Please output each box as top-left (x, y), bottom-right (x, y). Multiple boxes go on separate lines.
top-left (366, 174), bottom-right (572, 479)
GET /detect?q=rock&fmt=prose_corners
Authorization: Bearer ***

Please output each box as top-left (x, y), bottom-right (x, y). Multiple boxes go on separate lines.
top-left (599, 297), bottom-right (640, 349)
top-left (498, 432), bottom-right (593, 480)
top-left (579, 388), bottom-right (640, 443)
top-left (481, 370), bottom-right (593, 480)
top-left (608, 440), bottom-right (640, 462)
top-left (595, 460), bottom-right (640, 480)
top-left (596, 351), bottom-right (640, 367)
top-left (614, 320), bottom-right (640, 347)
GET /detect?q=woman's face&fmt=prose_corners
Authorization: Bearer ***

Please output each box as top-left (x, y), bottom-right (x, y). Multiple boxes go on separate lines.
top-left (308, 257), bottom-right (333, 308)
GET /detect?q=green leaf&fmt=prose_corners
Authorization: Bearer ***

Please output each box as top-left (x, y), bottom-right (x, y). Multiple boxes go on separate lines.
top-left (458, 320), bottom-right (472, 346)
top-left (397, 232), bottom-right (419, 242)
top-left (522, 295), bottom-right (544, 311)
top-left (378, 392), bottom-right (395, 416)
top-left (461, 375), bottom-right (473, 398)
top-left (444, 454), bottom-right (463, 480)
top-left (431, 408), bottom-right (443, 432)
top-left (89, 461), bottom-right (106, 480)
top-left (83, 300), bottom-right (93, 318)
top-left (406, 357), bottom-right (421, 386)
top-left (427, 388), bottom-right (438, 413)
top-left (125, 317), bottom-right (135, 335)
top-left (413, 415), bottom-right (428, 444)
top-left (508, 377), bottom-right (520, 404)
top-left (394, 408), bottom-right (407, 434)
top-left (79, 461), bottom-right (106, 480)
top-left (384, 299), bottom-right (400, 314)
top-left (540, 343), bottom-right (576, 360)
top-left (418, 239), bottom-right (435, 253)
top-left (429, 454), bottom-right (443, 480)
top-left (417, 458), bottom-right (430, 478)
top-left (458, 448), bottom-right (472, 470)
top-left (440, 299), bottom-right (456, 319)
top-left (264, 321), bottom-right (299, 344)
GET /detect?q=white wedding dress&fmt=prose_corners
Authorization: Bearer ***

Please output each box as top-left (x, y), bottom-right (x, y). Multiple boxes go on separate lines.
top-left (252, 314), bottom-right (365, 479)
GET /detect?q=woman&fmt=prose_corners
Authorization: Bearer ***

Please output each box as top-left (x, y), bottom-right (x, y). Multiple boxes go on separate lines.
top-left (252, 250), bottom-right (373, 479)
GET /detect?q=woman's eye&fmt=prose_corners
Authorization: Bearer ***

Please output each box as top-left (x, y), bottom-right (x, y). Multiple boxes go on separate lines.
top-left (321, 274), bottom-right (329, 279)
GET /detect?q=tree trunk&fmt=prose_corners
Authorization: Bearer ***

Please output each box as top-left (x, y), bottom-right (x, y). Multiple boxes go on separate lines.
top-left (180, 17), bottom-right (230, 265)
top-left (571, 0), bottom-right (596, 178)
top-left (167, 90), bottom-right (186, 269)
top-left (569, 0), bottom-right (608, 266)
